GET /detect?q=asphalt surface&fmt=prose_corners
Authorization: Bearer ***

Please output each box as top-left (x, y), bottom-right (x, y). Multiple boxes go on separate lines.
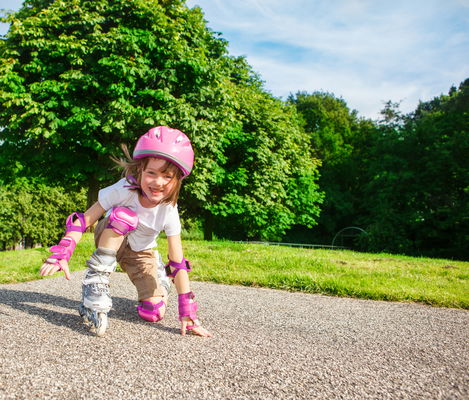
top-left (0, 271), bottom-right (468, 400)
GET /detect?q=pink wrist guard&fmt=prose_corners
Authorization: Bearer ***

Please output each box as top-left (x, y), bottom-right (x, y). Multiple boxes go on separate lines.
top-left (178, 291), bottom-right (199, 330)
top-left (166, 258), bottom-right (192, 278)
top-left (46, 236), bottom-right (77, 271)
top-left (45, 212), bottom-right (85, 270)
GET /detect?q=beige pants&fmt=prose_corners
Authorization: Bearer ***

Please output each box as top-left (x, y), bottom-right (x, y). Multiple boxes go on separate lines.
top-left (94, 218), bottom-right (164, 300)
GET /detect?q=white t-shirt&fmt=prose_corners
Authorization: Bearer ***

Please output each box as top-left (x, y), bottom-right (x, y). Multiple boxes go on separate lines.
top-left (98, 178), bottom-right (181, 251)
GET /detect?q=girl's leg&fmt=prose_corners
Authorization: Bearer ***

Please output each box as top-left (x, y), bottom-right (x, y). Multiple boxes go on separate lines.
top-left (120, 248), bottom-right (167, 322)
top-left (97, 227), bottom-right (126, 250)
top-left (138, 257), bottom-right (169, 321)
top-left (80, 223), bottom-right (125, 336)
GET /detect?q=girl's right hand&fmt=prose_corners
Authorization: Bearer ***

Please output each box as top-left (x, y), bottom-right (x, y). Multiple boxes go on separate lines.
top-left (39, 260), bottom-right (71, 280)
top-left (181, 318), bottom-right (213, 337)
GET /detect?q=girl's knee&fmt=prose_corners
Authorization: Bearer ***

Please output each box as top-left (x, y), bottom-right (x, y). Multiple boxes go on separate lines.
top-left (137, 296), bottom-right (166, 322)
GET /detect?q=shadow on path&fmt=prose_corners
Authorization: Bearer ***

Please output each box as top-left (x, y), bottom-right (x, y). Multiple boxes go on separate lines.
top-left (0, 289), bottom-right (179, 335)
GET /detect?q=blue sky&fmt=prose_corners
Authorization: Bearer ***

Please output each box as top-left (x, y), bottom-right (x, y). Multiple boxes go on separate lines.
top-left (2, 0), bottom-right (468, 119)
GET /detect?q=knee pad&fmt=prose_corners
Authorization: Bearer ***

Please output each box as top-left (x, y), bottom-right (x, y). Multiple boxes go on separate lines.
top-left (137, 300), bottom-right (165, 322)
top-left (107, 207), bottom-right (138, 235)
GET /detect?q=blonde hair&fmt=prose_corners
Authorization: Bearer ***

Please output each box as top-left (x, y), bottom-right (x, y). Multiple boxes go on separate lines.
top-left (113, 145), bottom-right (183, 206)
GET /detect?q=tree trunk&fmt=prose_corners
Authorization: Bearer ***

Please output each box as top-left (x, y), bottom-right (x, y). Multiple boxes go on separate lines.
top-left (203, 213), bottom-right (214, 241)
top-left (87, 176), bottom-right (101, 232)
top-left (87, 176), bottom-right (100, 210)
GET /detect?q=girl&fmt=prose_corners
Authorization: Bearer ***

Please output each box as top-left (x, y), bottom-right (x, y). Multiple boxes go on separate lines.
top-left (40, 126), bottom-right (212, 337)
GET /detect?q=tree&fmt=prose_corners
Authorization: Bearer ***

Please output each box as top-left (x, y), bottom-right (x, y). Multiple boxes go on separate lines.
top-left (0, 0), bottom-right (324, 240)
top-left (287, 91), bottom-right (376, 245)
top-left (362, 79), bottom-right (469, 259)
top-left (0, 178), bottom-right (87, 249)
top-left (213, 83), bottom-right (323, 241)
top-left (0, 0), bottom-right (229, 205)
top-left (180, 59), bottom-right (324, 241)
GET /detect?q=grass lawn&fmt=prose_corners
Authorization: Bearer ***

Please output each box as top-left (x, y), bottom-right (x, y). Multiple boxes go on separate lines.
top-left (1, 233), bottom-right (468, 309)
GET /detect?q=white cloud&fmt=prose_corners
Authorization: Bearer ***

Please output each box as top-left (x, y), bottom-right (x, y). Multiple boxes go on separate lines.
top-left (246, 54), bottom-right (424, 118)
top-left (2, 0), bottom-right (467, 119)
top-left (189, 0), bottom-right (469, 119)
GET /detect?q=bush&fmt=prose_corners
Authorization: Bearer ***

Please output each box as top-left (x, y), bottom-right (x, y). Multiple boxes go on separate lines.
top-left (0, 179), bottom-right (87, 250)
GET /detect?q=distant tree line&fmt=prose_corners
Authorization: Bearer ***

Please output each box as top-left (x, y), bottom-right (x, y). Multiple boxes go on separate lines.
top-left (288, 81), bottom-right (468, 260)
top-left (0, 0), bottom-right (467, 259)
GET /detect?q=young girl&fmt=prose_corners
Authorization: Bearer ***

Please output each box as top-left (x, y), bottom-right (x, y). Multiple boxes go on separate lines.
top-left (39, 126), bottom-right (212, 338)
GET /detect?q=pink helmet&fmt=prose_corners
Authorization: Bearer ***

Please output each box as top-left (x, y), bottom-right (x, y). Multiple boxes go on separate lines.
top-left (133, 126), bottom-right (194, 177)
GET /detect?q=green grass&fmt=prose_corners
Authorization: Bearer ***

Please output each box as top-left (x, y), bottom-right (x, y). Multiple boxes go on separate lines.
top-left (0, 236), bottom-right (96, 284)
top-left (1, 233), bottom-right (468, 309)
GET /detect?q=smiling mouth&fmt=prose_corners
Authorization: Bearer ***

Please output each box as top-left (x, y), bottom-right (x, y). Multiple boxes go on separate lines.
top-left (149, 187), bottom-right (164, 195)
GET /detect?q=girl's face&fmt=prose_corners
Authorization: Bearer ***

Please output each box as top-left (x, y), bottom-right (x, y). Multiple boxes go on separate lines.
top-left (139, 158), bottom-right (177, 207)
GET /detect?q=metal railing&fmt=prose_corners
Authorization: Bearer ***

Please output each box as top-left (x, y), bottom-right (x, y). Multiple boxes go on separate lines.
top-left (236, 241), bottom-right (347, 249)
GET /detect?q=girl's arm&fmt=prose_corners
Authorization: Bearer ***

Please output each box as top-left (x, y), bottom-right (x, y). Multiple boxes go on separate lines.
top-left (39, 202), bottom-right (106, 280)
top-left (66, 202), bottom-right (105, 243)
top-left (167, 234), bottom-right (212, 337)
top-left (167, 234), bottom-right (190, 293)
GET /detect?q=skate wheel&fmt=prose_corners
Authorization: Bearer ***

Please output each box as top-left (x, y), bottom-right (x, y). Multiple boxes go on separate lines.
top-left (95, 312), bottom-right (108, 337)
top-left (82, 315), bottom-right (91, 327)
top-left (79, 305), bottom-right (92, 327)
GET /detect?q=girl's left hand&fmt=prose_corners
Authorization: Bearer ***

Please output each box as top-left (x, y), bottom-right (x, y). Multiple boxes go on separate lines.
top-left (39, 259), bottom-right (71, 280)
top-left (181, 318), bottom-right (212, 337)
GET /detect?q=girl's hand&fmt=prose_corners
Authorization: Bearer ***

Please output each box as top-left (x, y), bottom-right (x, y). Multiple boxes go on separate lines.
top-left (39, 259), bottom-right (71, 280)
top-left (181, 318), bottom-right (213, 337)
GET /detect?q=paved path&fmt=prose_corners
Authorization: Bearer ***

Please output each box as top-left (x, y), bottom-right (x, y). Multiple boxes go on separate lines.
top-left (0, 271), bottom-right (468, 399)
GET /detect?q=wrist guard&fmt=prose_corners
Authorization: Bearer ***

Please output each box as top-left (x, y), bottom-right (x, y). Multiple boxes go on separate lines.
top-left (178, 291), bottom-right (199, 330)
top-left (45, 212), bottom-right (86, 270)
top-left (46, 236), bottom-right (77, 271)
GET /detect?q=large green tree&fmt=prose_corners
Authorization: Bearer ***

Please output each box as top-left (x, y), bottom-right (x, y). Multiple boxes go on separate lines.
top-left (190, 73), bottom-right (323, 241)
top-left (176, 57), bottom-right (323, 241)
top-left (0, 0), bottom-right (229, 204)
top-left (0, 0), bottom-right (323, 241)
